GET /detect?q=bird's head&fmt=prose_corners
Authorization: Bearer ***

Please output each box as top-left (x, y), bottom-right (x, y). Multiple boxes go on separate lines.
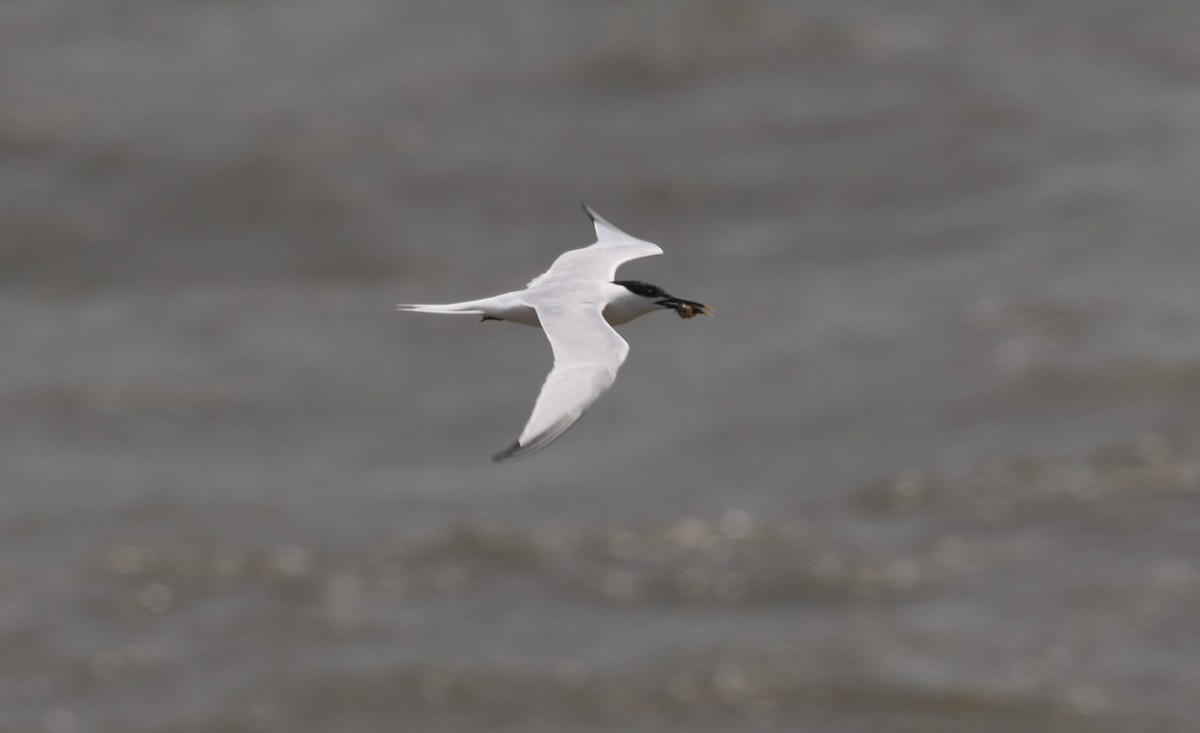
top-left (613, 280), bottom-right (714, 319)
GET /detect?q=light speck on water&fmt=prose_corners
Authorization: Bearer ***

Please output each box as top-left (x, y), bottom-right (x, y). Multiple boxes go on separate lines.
top-left (3, 1), bottom-right (1200, 731)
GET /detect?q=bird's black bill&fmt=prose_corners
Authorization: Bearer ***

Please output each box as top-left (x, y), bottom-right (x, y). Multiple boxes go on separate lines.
top-left (656, 298), bottom-right (714, 319)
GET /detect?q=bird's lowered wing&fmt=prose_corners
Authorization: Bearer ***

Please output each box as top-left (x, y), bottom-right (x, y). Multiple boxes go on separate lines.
top-left (493, 304), bottom-right (630, 462)
top-left (525, 204), bottom-right (662, 289)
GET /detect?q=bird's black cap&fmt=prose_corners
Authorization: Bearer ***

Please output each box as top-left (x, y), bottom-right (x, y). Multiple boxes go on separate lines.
top-left (613, 280), bottom-right (670, 299)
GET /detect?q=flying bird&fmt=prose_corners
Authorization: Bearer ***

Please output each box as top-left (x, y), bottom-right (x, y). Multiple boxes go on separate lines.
top-left (398, 203), bottom-right (712, 462)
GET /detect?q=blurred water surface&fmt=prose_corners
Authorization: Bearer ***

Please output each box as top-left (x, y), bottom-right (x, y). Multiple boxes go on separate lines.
top-left (3, 1), bottom-right (1200, 731)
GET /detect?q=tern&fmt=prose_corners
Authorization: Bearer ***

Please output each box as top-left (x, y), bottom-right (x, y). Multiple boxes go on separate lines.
top-left (398, 203), bottom-right (712, 462)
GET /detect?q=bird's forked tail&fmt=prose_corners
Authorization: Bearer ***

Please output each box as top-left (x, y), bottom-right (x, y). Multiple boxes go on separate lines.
top-left (395, 299), bottom-right (489, 315)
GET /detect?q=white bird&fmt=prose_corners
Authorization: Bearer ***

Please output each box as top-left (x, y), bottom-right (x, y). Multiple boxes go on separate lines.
top-left (398, 203), bottom-right (712, 462)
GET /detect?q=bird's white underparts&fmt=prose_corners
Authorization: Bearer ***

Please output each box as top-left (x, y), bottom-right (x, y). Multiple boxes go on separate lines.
top-left (397, 203), bottom-right (713, 462)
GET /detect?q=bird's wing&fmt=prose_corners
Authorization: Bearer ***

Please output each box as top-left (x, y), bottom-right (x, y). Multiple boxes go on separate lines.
top-left (581, 202), bottom-right (636, 242)
top-left (526, 204), bottom-right (662, 288)
top-left (493, 304), bottom-right (630, 462)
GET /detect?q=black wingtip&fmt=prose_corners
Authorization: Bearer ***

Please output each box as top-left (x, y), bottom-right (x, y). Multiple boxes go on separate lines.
top-left (491, 415), bottom-right (581, 464)
top-left (580, 200), bottom-right (595, 223)
top-left (492, 441), bottom-right (523, 463)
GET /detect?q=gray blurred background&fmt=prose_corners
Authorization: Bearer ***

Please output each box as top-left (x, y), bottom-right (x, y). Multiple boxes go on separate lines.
top-left (4, 1), bottom-right (1200, 731)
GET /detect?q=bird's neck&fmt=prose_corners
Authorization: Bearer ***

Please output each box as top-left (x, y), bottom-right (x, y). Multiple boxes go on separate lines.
top-left (602, 284), bottom-right (659, 326)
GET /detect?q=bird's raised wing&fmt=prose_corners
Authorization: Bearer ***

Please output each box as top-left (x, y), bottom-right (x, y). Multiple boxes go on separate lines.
top-left (581, 202), bottom-right (636, 242)
top-left (493, 304), bottom-right (630, 462)
top-left (525, 204), bottom-right (662, 289)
